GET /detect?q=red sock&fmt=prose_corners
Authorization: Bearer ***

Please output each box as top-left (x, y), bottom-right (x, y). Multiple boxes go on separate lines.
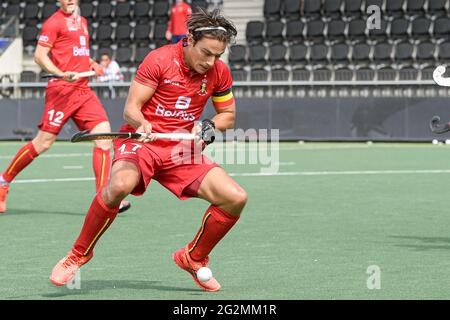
top-left (93, 147), bottom-right (111, 193)
top-left (188, 205), bottom-right (240, 261)
top-left (73, 193), bottom-right (119, 257)
top-left (2, 142), bottom-right (39, 182)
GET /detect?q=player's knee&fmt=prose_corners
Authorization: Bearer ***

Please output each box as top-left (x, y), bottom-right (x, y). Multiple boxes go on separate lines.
top-left (228, 187), bottom-right (248, 211)
top-left (33, 139), bottom-right (53, 154)
top-left (108, 179), bottom-right (134, 198)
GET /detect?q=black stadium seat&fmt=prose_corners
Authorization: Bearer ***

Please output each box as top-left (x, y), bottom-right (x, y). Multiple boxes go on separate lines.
top-left (390, 18), bottom-right (409, 40)
top-left (323, 0), bottom-right (342, 19)
top-left (265, 21), bottom-right (284, 44)
top-left (246, 21), bottom-right (264, 45)
top-left (135, 46), bottom-right (152, 65)
top-left (415, 42), bottom-right (435, 64)
top-left (283, 0), bottom-right (301, 19)
top-left (96, 3), bottom-right (113, 23)
top-left (433, 17), bottom-right (450, 40)
top-left (115, 47), bottom-right (133, 67)
top-left (133, 1), bottom-right (151, 23)
top-left (80, 3), bottom-right (94, 20)
top-left (289, 43), bottom-right (308, 67)
top-left (268, 43), bottom-right (287, 66)
top-left (42, 3), bottom-right (58, 20)
top-left (385, 0), bottom-right (405, 17)
top-left (405, 0), bottom-right (425, 16)
top-left (394, 41), bottom-right (414, 65)
top-left (343, 0), bottom-right (363, 18)
top-left (305, 19), bottom-right (325, 42)
top-left (115, 24), bottom-right (132, 46)
top-left (373, 41), bottom-right (393, 64)
top-left (264, 0), bottom-right (282, 20)
top-left (351, 42), bottom-right (371, 65)
top-left (96, 24), bottom-right (113, 47)
top-left (330, 42), bottom-right (350, 64)
top-left (410, 16), bottom-right (431, 39)
top-left (115, 2), bottom-right (131, 23)
top-left (309, 43), bottom-right (329, 66)
top-left (248, 44), bottom-right (267, 68)
top-left (326, 19), bottom-right (346, 41)
top-left (153, 1), bottom-right (170, 22)
top-left (347, 18), bottom-right (366, 41)
top-left (228, 45), bottom-right (247, 69)
top-left (285, 20), bottom-right (304, 43)
top-left (428, 0), bottom-right (447, 17)
top-left (303, 0), bottom-right (321, 19)
top-left (134, 24), bottom-right (152, 46)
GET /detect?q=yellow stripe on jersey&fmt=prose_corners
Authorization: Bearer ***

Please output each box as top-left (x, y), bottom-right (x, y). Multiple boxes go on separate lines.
top-left (211, 91), bottom-right (233, 103)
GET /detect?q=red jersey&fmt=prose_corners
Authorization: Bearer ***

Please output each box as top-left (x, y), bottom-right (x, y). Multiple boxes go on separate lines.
top-left (167, 1), bottom-right (192, 36)
top-left (37, 9), bottom-right (91, 88)
top-left (129, 40), bottom-right (235, 134)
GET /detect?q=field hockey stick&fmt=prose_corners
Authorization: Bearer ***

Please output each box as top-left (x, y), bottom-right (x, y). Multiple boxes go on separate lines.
top-left (71, 130), bottom-right (197, 143)
top-left (41, 70), bottom-right (97, 79)
top-left (433, 65), bottom-right (450, 87)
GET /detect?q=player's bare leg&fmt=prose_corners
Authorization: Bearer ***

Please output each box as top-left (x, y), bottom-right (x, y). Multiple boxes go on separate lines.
top-left (89, 121), bottom-right (131, 213)
top-left (173, 167), bottom-right (247, 291)
top-left (50, 160), bottom-right (140, 285)
top-left (0, 130), bottom-right (56, 213)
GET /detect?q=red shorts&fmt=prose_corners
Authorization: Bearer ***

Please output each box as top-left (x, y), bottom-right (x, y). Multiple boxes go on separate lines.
top-left (112, 138), bottom-right (219, 199)
top-left (38, 86), bottom-right (109, 135)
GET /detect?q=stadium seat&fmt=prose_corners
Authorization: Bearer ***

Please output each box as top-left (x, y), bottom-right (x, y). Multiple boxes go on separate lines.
top-left (96, 3), bottom-right (113, 23)
top-left (373, 42), bottom-right (393, 64)
top-left (153, 21), bottom-right (168, 47)
top-left (263, 0), bottom-right (282, 21)
top-left (398, 66), bottom-right (418, 81)
top-left (153, 1), bottom-right (169, 22)
top-left (5, 4), bottom-right (20, 17)
top-left (326, 19), bottom-right (346, 42)
top-left (309, 43), bottom-right (329, 66)
top-left (303, 0), bottom-right (321, 19)
top-left (271, 68), bottom-right (290, 81)
top-left (289, 43), bottom-right (308, 68)
top-left (305, 19), bottom-right (325, 42)
top-left (231, 68), bottom-right (248, 82)
top-left (22, 4), bottom-right (39, 25)
top-left (134, 24), bottom-right (152, 46)
top-left (438, 41), bottom-right (450, 62)
top-left (80, 3), bottom-right (95, 20)
top-left (246, 21), bottom-right (264, 45)
top-left (385, 0), bottom-right (405, 17)
top-left (268, 43), bottom-right (287, 67)
top-left (323, 0), bottom-right (342, 19)
top-left (133, 1), bottom-right (151, 23)
top-left (285, 19), bottom-right (304, 43)
top-left (115, 47), bottom-right (133, 67)
top-left (132, 46), bottom-right (148, 65)
top-left (265, 21), bottom-right (284, 44)
top-left (115, 2), bottom-right (132, 23)
top-left (292, 68), bottom-right (311, 81)
top-left (115, 24), bottom-right (132, 46)
top-left (250, 68), bottom-right (269, 81)
top-left (390, 18), bottom-right (409, 40)
top-left (334, 67), bottom-right (354, 81)
top-left (97, 47), bottom-right (113, 61)
top-left (377, 66), bottom-right (397, 81)
top-left (405, 0), bottom-right (425, 16)
top-left (354, 66), bottom-right (375, 81)
top-left (330, 42), bottom-right (350, 64)
top-left (347, 18), bottom-right (367, 42)
top-left (20, 70), bottom-right (37, 82)
top-left (22, 25), bottom-right (39, 47)
top-left (427, 0), bottom-right (448, 17)
top-left (420, 66), bottom-right (435, 80)
top-left (42, 3), bottom-right (58, 20)
top-left (95, 24), bottom-right (113, 47)
top-left (351, 42), bottom-right (371, 65)
top-left (248, 44), bottom-right (267, 68)
top-left (410, 16), bottom-right (431, 40)
top-left (433, 16), bottom-right (450, 40)
top-left (228, 45), bottom-right (247, 69)
top-left (343, 0), bottom-right (363, 18)
top-left (415, 41), bottom-right (435, 64)
top-left (394, 41), bottom-right (414, 66)
top-left (283, 0), bottom-right (301, 20)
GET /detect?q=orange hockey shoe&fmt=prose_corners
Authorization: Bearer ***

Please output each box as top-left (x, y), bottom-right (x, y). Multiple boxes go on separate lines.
top-left (172, 245), bottom-right (221, 292)
top-left (50, 250), bottom-right (93, 286)
top-left (0, 184), bottom-right (9, 213)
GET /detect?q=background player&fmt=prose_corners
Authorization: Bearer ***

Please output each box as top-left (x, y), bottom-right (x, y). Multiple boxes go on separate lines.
top-left (50, 9), bottom-right (247, 292)
top-left (0, 0), bottom-right (130, 214)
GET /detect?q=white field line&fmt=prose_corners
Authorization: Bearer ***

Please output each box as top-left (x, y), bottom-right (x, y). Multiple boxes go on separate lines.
top-left (11, 169), bottom-right (450, 184)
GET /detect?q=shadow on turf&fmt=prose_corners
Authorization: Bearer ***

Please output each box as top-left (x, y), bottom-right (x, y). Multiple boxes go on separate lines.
top-left (1, 208), bottom-right (130, 217)
top-left (390, 235), bottom-right (450, 251)
top-left (41, 280), bottom-right (200, 298)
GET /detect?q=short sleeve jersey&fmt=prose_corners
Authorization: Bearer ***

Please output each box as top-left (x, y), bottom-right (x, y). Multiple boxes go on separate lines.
top-left (37, 9), bottom-right (91, 88)
top-left (129, 39), bottom-right (235, 133)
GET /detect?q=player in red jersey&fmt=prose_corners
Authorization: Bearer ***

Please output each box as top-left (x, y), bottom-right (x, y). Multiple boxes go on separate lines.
top-left (0, 0), bottom-right (130, 214)
top-left (50, 9), bottom-right (247, 292)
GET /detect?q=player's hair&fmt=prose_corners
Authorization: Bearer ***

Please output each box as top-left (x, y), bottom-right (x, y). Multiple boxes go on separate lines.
top-left (187, 8), bottom-right (237, 44)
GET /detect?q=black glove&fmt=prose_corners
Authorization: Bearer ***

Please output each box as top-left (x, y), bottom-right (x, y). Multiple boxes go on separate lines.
top-left (200, 119), bottom-right (215, 145)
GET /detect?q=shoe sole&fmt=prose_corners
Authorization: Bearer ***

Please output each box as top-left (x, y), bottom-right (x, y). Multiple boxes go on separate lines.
top-left (118, 202), bottom-right (131, 213)
top-left (172, 252), bottom-right (220, 292)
